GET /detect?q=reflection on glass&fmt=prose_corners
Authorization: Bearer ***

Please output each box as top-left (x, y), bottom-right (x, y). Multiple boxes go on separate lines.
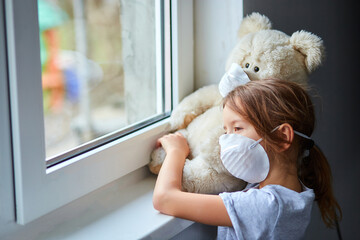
top-left (38, 0), bottom-right (159, 159)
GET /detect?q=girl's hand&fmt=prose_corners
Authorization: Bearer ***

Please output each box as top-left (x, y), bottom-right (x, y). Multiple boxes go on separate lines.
top-left (157, 132), bottom-right (190, 159)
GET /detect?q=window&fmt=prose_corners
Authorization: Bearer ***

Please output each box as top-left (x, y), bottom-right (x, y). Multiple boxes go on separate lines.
top-left (5, 0), bottom-right (193, 224)
top-left (37, 0), bottom-right (171, 167)
top-left (38, 0), bottom-right (170, 165)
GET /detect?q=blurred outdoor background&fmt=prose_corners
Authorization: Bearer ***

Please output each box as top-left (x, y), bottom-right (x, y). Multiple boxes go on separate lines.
top-left (38, 0), bottom-right (158, 159)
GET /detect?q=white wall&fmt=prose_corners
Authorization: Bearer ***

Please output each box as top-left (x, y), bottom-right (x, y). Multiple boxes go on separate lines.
top-left (194, 0), bottom-right (243, 89)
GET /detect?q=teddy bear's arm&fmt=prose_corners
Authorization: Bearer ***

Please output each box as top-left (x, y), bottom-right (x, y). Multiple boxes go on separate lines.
top-left (169, 84), bottom-right (222, 130)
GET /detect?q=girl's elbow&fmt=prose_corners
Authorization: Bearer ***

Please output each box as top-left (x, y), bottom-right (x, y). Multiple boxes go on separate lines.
top-left (153, 190), bottom-right (168, 212)
top-left (153, 189), bottom-right (176, 214)
top-left (152, 191), bottom-right (163, 212)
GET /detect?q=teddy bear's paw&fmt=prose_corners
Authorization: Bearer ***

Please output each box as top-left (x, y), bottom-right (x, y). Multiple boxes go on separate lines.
top-left (148, 163), bottom-right (162, 175)
top-left (168, 108), bottom-right (199, 131)
top-left (168, 85), bottom-right (222, 131)
top-left (148, 147), bottom-right (166, 174)
top-left (179, 113), bottom-right (198, 129)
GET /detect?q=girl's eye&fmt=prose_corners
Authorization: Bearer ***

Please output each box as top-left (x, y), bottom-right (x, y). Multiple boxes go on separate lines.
top-left (254, 66), bottom-right (260, 72)
top-left (234, 127), bottom-right (243, 132)
top-left (245, 63), bottom-right (250, 68)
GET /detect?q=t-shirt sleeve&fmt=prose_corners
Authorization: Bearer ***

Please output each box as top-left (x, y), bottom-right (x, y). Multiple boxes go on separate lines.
top-left (220, 189), bottom-right (279, 239)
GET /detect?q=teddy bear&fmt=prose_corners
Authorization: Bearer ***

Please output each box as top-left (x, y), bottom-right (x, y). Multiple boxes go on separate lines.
top-left (148, 12), bottom-right (324, 194)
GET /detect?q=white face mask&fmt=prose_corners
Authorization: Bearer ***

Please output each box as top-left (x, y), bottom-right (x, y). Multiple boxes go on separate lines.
top-left (219, 134), bottom-right (269, 183)
top-left (219, 128), bottom-right (312, 183)
top-left (218, 63), bottom-right (250, 97)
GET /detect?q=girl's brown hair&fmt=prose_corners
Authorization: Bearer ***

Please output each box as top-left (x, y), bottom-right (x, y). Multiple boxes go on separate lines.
top-left (223, 79), bottom-right (342, 228)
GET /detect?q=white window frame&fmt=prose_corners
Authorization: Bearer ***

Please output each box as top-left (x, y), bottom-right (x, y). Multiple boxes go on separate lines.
top-left (5, 0), bottom-right (194, 225)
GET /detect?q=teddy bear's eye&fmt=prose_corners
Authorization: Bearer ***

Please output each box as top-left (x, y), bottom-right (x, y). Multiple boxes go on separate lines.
top-left (254, 66), bottom-right (260, 72)
top-left (245, 63), bottom-right (250, 68)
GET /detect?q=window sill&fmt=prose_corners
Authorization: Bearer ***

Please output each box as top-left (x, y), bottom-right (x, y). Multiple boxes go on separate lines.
top-left (5, 167), bottom-right (216, 239)
top-left (53, 171), bottom-right (194, 240)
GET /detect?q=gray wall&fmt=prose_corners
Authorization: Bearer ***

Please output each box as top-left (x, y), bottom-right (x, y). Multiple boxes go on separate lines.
top-left (243, 0), bottom-right (360, 239)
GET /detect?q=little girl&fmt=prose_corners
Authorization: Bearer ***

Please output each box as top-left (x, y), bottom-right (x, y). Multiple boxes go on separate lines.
top-left (153, 79), bottom-right (341, 239)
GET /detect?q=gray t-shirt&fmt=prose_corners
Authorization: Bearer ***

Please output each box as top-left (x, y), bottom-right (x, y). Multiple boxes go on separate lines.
top-left (218, 182), bottom-right (315, 240)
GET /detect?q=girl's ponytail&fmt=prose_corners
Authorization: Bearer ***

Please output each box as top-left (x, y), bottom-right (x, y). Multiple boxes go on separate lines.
top-left (298, 144), bottom-right (342, 228)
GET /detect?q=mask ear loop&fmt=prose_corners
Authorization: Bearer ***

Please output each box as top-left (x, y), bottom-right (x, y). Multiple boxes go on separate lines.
top-left (294, 130), bottom-right (311, 140)
top-left (293, 130), bottom-right (314, 158)
top-left (270, 125), bottom-right (280, 134)
top-left (249, 126), bottom-right (280, 150)
top-left (248, 126), bottom-right (314, 151)
top-left (269, 126), bottom-right (314, 157)
top-left (249, 138), bottom-right (263, 149)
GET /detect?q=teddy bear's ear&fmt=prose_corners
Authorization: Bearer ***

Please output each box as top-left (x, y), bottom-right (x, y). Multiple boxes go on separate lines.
top-left (290, 30), bottom-right (325, 73)
top-left (238, 12), bottom-right (272, 38)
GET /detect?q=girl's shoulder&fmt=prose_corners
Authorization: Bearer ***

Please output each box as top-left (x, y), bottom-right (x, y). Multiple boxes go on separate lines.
top-left (261, 181), bottom-right (314, 197)
top-left (259, 183), bottom-right (315, 208)
top-left (221, 182), bottom-right (314, 207)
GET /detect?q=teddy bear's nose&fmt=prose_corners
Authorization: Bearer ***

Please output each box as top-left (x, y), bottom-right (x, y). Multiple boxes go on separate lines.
top-left (243, 71), bottom-right (261, 81)
top-left (242, 69), bottom-right (253, 79)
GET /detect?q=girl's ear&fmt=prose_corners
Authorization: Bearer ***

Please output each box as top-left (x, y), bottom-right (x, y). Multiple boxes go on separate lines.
top-left (277, 123), bottom-right (294, 152)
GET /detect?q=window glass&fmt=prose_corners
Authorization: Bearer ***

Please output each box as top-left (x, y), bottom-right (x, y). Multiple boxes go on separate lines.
top-left (38, 0), bottom-right (163, 160)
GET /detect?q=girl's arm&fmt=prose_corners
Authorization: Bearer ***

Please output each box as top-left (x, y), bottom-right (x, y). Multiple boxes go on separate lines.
top-left (152, 133), bottom-right (232, 227)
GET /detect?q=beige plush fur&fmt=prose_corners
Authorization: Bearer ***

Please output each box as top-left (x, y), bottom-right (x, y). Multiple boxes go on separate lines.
top-left (148, 12), bottom-right (324, 194)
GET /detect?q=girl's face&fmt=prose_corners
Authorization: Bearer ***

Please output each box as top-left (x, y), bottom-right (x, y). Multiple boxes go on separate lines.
top-left (223, 104), bottom-right (261, 141)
